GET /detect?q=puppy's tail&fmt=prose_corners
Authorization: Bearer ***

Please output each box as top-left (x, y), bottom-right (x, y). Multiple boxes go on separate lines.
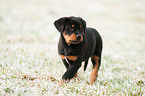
top-left (84, 59), bottom-right (89, 71)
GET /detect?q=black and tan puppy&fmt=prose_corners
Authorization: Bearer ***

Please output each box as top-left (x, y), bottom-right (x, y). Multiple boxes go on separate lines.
top-left (54, 16), bottom-right (103, 84)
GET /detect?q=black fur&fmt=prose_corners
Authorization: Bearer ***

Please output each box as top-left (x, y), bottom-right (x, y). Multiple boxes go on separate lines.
top-left (54, 16), bottom-right (103, 81)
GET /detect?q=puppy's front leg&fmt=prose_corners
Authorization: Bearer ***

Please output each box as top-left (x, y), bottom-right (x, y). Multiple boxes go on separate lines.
top-left (62, 61), bottom-right (81, 80)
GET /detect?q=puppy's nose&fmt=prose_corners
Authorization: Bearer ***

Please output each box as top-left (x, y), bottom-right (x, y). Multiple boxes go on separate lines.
top-left (76, 35), bottom-right (81, 40)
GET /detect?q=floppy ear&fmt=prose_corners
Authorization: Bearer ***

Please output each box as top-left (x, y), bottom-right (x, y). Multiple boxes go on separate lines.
top-left (78, 17), bottom-right (86, 31)
top-left (54, 17), bottom-right (68, 32)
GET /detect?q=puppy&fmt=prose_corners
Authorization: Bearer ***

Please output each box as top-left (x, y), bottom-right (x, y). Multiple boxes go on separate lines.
top-left (54, 16), bottom-right (103, 84)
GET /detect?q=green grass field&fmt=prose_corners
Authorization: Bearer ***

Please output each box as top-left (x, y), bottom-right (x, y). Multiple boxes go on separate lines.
top-left (0, 0), bottom-right (145, 95)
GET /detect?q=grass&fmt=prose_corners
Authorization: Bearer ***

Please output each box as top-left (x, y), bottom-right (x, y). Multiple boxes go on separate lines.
top-left (0, 0), bottom-right (145, 95)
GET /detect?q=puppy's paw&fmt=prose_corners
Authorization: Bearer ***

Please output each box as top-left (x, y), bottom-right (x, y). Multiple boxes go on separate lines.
top-left (90, 70), bottom-right (98, 85)
top-left (58, 79), bottom-right (69, 86)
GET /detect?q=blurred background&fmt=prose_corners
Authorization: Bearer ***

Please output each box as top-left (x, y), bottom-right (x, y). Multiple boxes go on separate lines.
top-left (0, 0), bottom-right (145, 56)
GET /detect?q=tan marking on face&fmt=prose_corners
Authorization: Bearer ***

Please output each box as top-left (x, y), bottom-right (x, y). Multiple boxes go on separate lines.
top-left (66, 56), bottom-right (78, 61)
top-left (63, 31), bottom-right (76, 44)
top-left (63, 31), bottom-right (83, 45)
top-left (60, 55), bottom-right (65, 60)
top-left (80, 35), bottom-right (83, 42)
top-left (80, 25), bottom-right (81, 28)
top-left (90, 55), bottom-right (99, 85)
top-left (72, 25), bottom-right (74, 27)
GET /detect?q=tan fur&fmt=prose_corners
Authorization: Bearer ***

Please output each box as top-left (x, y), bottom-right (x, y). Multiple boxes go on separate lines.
top-left (63, 31), bottom-right (83, 45)
top-left (59, 55), bottom-right (78, 61)
top-left (63, 31), bottom-right (76, 45)
top-left (66, 56), bottom-right (78, 61)
top-left (90, 55), bottom-right (99, 84)
top-left (60, 55), bottom-right (65, 60)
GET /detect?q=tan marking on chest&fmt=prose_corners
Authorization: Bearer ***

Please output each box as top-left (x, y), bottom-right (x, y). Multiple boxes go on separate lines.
top-left (59, 55), bottom-right (65, 60)
top-left (66, 56), bottom-right (78, 61)
top-left (60, 55), bottom-right (78, 61)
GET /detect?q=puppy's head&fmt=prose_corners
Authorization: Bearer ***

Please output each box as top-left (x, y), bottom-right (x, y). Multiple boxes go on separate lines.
top-left (54, 16), bottom-right (86, 45)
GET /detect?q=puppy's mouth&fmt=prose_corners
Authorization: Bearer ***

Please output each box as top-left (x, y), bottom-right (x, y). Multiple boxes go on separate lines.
top-left (69, 40), bottom-right (81, 44)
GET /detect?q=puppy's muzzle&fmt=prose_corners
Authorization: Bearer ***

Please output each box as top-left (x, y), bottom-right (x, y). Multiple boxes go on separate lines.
top-left (76, 35), bottom-right (81, 40)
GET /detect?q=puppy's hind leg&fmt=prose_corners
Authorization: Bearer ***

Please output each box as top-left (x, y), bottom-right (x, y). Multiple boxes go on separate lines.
top-left (90, 55), bottom-right (100, 84)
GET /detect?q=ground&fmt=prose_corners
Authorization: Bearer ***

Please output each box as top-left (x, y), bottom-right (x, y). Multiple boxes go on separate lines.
top-left (0, 0), bottom-right (145, 95)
